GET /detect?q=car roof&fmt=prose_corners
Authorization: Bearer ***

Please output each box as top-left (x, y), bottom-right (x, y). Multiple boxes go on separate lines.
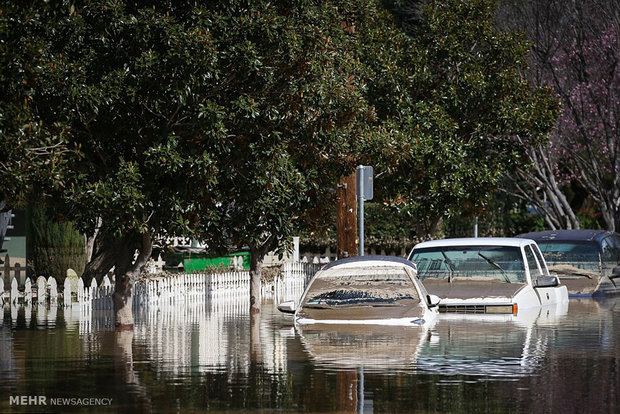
top-left (516, 229), bottom-right (615, 243)
top-left (412, 237), bottom-right (535, 249)
top-left (322, 255), bottom-right (417, 271)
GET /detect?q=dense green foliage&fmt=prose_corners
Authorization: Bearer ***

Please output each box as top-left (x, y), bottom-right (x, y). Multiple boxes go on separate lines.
top-left (0, 0), bottom-right (558, 297)
top-left (358, 0), bottom-right (558, 235)
top-left (0, 3), bottom-right (74, 205)
top-left (27, 206), bottom-right (86, 284)
top-left (31, 1), bottom-right (228, 241)
top-left (196, 1), bottom-right (378, 259)
top-left (299, 202), bottom-right (419, 254)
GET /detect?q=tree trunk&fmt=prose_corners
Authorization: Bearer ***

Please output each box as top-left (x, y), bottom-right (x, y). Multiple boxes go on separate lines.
top-left (601, 204), bottom-right (616, 233)
top-left (416, 216), bottom-right (442, 240)
top-left (504, 143), bottom-right (581, 231)
top-left (80, 229), bottom-right (152, 328)
top-left (250, 311), bottom-right (262, 364)
top-left (81, 233), bottom-right (134, 287)
top-left (249, 247), bottom-right (263, 315)
top-left (85, 217), bottom-right (102, 262)
top-left (112, 270), bottom-right (134, 328)
top-left (113, 232), bottom-right (153, 328)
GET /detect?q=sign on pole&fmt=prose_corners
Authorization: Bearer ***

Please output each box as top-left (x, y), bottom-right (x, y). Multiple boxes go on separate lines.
top-left (356, 165), bottom-right (373, 256)
top-left (356, 166), bottom-right (373, 202)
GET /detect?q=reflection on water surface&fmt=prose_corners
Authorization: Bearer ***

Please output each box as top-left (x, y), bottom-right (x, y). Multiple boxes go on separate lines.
top-left (1, 292), bottom-right (618, 413)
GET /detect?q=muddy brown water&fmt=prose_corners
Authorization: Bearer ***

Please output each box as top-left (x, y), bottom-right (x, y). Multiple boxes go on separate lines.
top-left (1, 296), bottom-right (618, 413)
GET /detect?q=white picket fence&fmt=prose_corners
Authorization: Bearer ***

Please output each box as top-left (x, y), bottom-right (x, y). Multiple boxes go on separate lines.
top-left (0, 262), bottom-right (321, 311)
top-left (264, 262), bottom-right (320, 302)
top-left (132, 261), bottom-right (320, 308)
top-left (1, 275), bottom-right (60, 306)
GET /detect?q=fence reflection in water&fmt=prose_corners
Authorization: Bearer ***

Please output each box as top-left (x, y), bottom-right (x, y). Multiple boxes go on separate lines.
top-left (1, 262), bottom-right (318, 375)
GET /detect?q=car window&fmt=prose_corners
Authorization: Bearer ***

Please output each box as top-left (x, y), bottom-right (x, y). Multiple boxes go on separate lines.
top-left (611, 235), bottom-right (620, 264)
top-left (531, 244), bottom-right (550, 275)
top-left (410, 245), bottom-right (525, 283)
top-left (601, 236), bottom-right (620, 265)
top-left (302, 266), bottom-right (420, 308)
top-left (537, 241), bottom-right (600, 272)
top-left (525, 245), bottom-right (543, 277)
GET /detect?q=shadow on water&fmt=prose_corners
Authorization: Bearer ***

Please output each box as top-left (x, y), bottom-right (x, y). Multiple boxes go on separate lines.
top-left (1, 290), bottom-right (619, 413)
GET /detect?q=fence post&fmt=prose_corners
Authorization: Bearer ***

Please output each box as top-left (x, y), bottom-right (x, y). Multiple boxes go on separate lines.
top-left (3, 254), bottom-right (9, 287)
top-left (90, 279), bottom-right (97, 308)
top-left (36, 276), bottom-right (47, 304)
top-left (102, 276), bottom-right (111, 309)
top-left (63, 277), bottom-right (72, 308)
top-left (77, 278), bottom-right (85, 304)
top-left (14, 263), bottom-right (22, 287)
top-left (48, 277), bottom-right (58, 303)
top-left (24, 278), bottom-right (32, 304)
top-left (10, 277), bottom-right (18, 304)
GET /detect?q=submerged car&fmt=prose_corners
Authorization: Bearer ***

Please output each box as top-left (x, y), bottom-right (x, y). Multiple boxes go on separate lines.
top-left (517, 230), bottom-right (620, 297)
top-left (277, 256), bottom-right (439, 326)
top-left (408, 238), bottom-right (568, 315)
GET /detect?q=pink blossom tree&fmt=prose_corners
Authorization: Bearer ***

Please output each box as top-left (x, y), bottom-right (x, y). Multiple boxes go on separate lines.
top-left (500, 0), bottom-right (620, 230)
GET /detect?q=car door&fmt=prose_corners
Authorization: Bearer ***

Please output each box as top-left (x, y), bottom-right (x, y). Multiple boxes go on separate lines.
top-left (601, 235), bottom-right (620, 271)
top-left (524, 244), bottom-right (544, 285)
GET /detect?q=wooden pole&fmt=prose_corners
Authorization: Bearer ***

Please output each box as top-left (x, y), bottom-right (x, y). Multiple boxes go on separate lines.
top-left (336, 173), bottom-right (357, 258)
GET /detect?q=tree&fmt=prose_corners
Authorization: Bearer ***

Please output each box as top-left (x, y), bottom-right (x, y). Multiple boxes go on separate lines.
top-left (27, 206), bottom-right (86, 286)
top-left (499, 0), bottom-right (620, 230)
top-left (0, 1), bottom-right (378, 323)
top-left (0, 2), bottom-right (73, 206)
top-left (1, 1), bottom-right (230, 326)
top-left (354, 0), bottom-right (558, 238)
top-left (0, 0), bottom-right (560, 326)
top-left (192, 1), bottom-right (379, 314)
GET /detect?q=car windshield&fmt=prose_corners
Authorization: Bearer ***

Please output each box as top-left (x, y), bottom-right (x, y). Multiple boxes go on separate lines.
top-left (410, 245), bottom-right (525, 283)
top-left (301, 266), bottom-right (419, 309)
top-left (536, 241), bottom-right (601, 272)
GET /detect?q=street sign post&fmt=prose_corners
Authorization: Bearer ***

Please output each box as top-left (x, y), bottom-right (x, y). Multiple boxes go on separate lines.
top-left (356, 165), bottom-right (373, 256)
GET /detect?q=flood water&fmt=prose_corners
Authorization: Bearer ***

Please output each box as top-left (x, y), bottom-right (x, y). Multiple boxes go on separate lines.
top-left (1, 293), bottom-right (618, 413)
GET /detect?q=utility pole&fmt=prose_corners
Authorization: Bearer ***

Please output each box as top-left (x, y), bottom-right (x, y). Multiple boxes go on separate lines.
top-left (336, 173), bottom-right (357, 258)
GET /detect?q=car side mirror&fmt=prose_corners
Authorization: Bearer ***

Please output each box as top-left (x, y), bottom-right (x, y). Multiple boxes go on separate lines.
top-left (277, 300), bottom-right (296, 314)
top-left (611, 267), bottom-right (620, 279)
top-left (534, 275), bottom-right (560, 288)
top-left (427, 294), bottom-right (441, 308)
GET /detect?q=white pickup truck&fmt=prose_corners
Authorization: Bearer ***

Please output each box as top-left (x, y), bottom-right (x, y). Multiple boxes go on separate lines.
top-left (408, 238), bottom-right (569, 315)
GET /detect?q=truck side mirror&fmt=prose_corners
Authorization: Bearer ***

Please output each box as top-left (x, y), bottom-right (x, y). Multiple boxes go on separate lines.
top-left (534, 275), bottom-right (560, 287)
top-left (427, 294), bottom-right (441, 308)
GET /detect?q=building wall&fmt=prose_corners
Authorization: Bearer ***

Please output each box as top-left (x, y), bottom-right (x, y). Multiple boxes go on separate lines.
top-left (2, 209), bottom-right (27, 286)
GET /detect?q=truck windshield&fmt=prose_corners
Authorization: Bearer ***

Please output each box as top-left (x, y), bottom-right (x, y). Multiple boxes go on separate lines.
top-left (536, 241), bottom-right (600, 272)
top-left (410, 246), bottom-right (525, 283)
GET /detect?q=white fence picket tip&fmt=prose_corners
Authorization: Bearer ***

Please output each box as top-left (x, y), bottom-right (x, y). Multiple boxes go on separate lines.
top-left (10, 277), bottom-right (19, 304)
top-left (24, 278), bottom-right (32, 304)
top-left (36, 276), bottom-right (47, 303)
top-left (63, 278), bottom-right (72, 308)
top-left (48, 277), bottom-right (58, 303)
top-left (77, 278), bottom-right (85, 303)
